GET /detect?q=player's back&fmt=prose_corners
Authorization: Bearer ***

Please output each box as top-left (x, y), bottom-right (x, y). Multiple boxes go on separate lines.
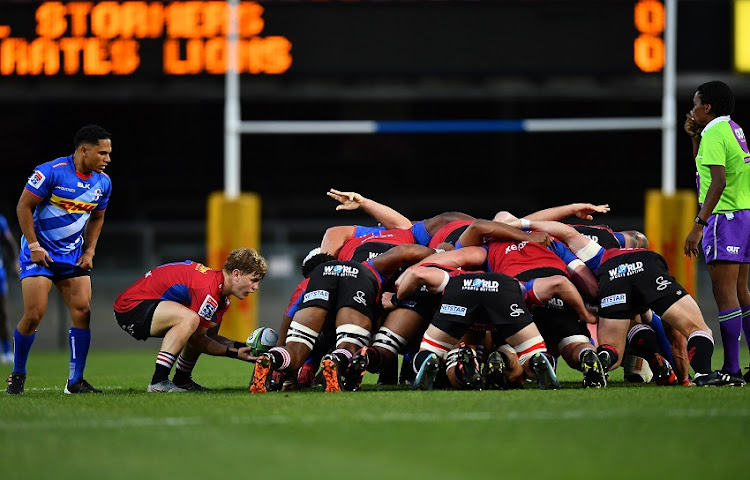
top-left (114, 260), bottom-right (220, 311)
top-left (485, 239), bottom-right (567, 278)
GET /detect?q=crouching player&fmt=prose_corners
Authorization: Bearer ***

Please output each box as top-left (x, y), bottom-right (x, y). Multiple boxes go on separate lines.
top-left (389, 248), bottom-right (562, 391)
top-left (114, 248), bottom-right (266, 392)
top-left (508, 218), bottom-right (745, 387)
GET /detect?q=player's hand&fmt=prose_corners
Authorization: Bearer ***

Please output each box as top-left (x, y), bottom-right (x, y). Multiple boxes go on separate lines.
top-left (493, 211), bottom-right (518, 223)
top-left (435, 242), bottom-right (455, 252)
top-left (237, 346), bottom-right (258, 362)
top-left (327, 188), bottom-right (365, 211)
top-left (77, 250), bottom-right (95, 270)
top-left (684, 227), bottom-right (703, 258)
top-left (684, 113), bottom-right (701, 139)
top-left (381, 291), bottom-right (398, 309)
top-left (529, 231), bottom-right (552, 246)
top-left (30, 246), bottom-right (53, 267)
top-left (582, 309), bottom-right (599, 325)
top-left (573, 203), bottom-right (610, 221)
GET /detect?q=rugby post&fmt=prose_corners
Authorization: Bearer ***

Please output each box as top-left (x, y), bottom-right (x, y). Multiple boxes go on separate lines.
top-left (209, 0), bottom-right (261, 341)
top-left (644, 0), bottom-right (696, 295)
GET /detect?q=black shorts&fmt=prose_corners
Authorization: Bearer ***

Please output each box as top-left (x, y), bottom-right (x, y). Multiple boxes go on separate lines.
top-left (515, 267), bottom-right (590, 352)
top-left (431, 272), bottom-right (534, 340)
top-left (597, 250), bottom-right (687, 319)
top-left (393, 286), bottom-right (443, 320)
top-left (114, 300), bottom-right (161, 341)
top-left (531, 306), bottom-right (591, 356)
top-left (298, 260), bottom-right (380, 322)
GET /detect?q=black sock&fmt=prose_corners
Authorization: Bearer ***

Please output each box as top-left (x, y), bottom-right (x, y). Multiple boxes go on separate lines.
top-left (365, 347), bottom-right (382, 373)
top-left (151, 351), bottom-right (176, 384)
top-left (172, 355), bottom-right (196, 385)
top-left (596, 344), bottom-right (619, 370)
top-left (627, 325), bottom-right (662, 362)
top-left (267, 349), bottom-right (286, 370)
top-left (687, 331), bottom-right (714, 375)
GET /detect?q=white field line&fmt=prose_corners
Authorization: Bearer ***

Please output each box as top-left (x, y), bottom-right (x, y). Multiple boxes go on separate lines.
top-left (2, 408), bottom-right (749, 431)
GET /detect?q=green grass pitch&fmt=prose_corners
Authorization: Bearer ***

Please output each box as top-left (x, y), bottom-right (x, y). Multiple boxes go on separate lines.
top-left (1, 349), bottom-right (748, 480)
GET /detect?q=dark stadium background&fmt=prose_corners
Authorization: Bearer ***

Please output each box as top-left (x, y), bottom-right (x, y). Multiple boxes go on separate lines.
top-left (0, 0), bottom-right (745, 348)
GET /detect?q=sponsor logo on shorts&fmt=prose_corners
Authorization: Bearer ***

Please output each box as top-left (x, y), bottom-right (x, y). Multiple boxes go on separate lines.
top-left (439, 304), bottom-right (467, 316)
top-left (705, 245), bottom-right (712, 256)
top-left (608, 261), bottom-right (643, 280)
top-left (582, 234), bottom-right (599, 243)
top-left (303, 289), bottom-right (329, 302)
top-left (353, 291), bottom-right (367, 305)
top-left (546, 297), bottom-right (565, 309)
top-left (25, 264), bottom-right (39, 270)
top-left (509, 303), bottom-right (526, 317)
top-left (655, 276), bottom-right (671, 291)
top-left (727, 246), bottom-right (740, 254)
top-left (323, 264), bottom-right (359, 277)
top-left (28, 170), bottom-right (45, 188)
top-left (462, 278), bottom-right (499, 292)
top-left (198, 295), bottom-right (219, 320)
top-left (601, 293), bottom-right (627, 307)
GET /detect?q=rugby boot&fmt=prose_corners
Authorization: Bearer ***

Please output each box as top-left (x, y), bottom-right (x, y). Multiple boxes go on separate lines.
top-left (412, 353), bottom-right (440, 391)
top-left (321, 354), bottom-right (343, 392)
top-left (456, 345), bottom-right (483, 390)
top-left (530, 352), bottom-right (561, 390)
top-left (694, 370), bottom-right (746, 387)
top-left (173, 377), bottom-right (211, 392)
top-left (581, 349), bottom-right (607, 388)
top-left (650, 353), bottom-right (678, 386)
top-left (249, 354), bottom-right (271, 394)
top-left (482, 351), bottom-right (508, 390)
top-left (344, 347), bottom-right (369, 391)
top-left (6, 373), bottom-right (26, 395)
top-left (65, 378), bottom-right (103, 394)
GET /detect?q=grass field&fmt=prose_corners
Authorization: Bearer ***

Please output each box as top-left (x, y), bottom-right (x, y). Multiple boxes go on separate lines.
top-left (2, 349), bottom-right (748, 480)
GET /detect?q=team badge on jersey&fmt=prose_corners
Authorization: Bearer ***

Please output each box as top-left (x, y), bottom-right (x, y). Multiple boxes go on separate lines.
top-left (198, 295), bottom-right (219, 320)
top-left (28, 170), bottom-right (45, 188)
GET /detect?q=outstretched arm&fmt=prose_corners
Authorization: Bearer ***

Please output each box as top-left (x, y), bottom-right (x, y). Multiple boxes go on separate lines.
top-left (327, 188), bottom-right (413, 230)
top-left (504, 218), bottom-right (591, 254)
top-left (457, 219), bottom-right (551, 248)
top-left (521, 203), bottom-right (610, 222)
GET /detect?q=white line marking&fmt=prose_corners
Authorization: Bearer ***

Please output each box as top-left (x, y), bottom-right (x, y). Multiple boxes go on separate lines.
top-left (2, 408), bottom-right (749, 431)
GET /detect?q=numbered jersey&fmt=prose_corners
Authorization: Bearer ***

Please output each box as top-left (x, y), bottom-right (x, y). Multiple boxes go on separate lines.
top-left (114, 260), bottom-right (229, 327)
top-left (22, 156), bottom-right (112, 258)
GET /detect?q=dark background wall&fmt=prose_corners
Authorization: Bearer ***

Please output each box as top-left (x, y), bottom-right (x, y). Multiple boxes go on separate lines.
top-left (0, 0), bottom-right (745, 233)
top-left (0, 0), bottom-right (744, 349)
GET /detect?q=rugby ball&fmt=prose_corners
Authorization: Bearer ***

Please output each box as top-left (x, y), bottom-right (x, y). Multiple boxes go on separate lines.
top-left (623, 354), bottom-right (654, 383)
top-left (246, 327), bottom-right (279, 356)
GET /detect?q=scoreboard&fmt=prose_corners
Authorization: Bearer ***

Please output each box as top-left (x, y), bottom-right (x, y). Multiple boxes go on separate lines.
top-left (0, 0), bottom-right (686, 78)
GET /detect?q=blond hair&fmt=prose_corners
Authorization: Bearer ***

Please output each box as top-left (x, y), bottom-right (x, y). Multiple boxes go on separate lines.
top-left (223, 248), bottom-right (268, 278)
